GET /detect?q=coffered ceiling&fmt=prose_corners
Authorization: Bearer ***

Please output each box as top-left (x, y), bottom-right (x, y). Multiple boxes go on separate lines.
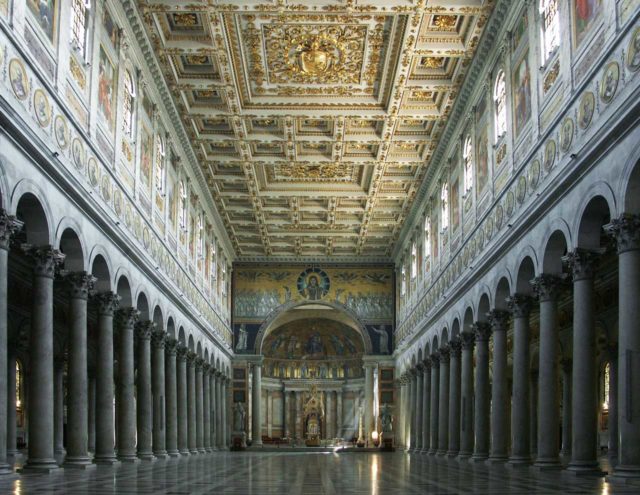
top-left (139, 0), bottom-right (495, 261)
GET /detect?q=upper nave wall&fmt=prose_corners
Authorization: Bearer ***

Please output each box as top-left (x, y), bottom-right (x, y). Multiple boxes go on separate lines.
top-left (394, 0), bottom-right (640, 349)
top-left (0, 0), bottom-right (234, 354)
top-left (0, 0), bottom-right (235, 345)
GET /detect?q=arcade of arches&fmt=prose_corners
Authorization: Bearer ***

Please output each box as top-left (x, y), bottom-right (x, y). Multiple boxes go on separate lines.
top-left (0, 0), bottom-right (640, 494)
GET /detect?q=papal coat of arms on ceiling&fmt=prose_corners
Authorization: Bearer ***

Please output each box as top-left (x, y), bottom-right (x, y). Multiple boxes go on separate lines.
top-left (264, 25), bottom-right (367, 84)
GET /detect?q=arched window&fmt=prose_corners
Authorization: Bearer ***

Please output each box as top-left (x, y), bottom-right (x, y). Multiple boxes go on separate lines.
top-left (155, 135), bottom-right (165, 193)
top-left (540, 0), bottom-right (559, 64)
top-left (423, 216), bottom-right (431, 263)
top-left (410, 242), bottom-right (417, 279)
top-left (463, 136), bottom-right (473, 194)
top-left (210, 243), bottom-right (217, 286)
top-left (179, 181), bottom-right (187, 229)
top-left (441, 182), bottom-right (449, 231)
top-left (494, 71), bottom-right (507, 140)
top-left (71, 0), bottom-right (91, 58)
top-left (197, 214), bottom-right (204, 259)
top-left (400, 264), bottom-right (407, 296)
top-left (122, 71), bottom-right (136, 138)
top-left (221, 260), bottom-right (227, 296)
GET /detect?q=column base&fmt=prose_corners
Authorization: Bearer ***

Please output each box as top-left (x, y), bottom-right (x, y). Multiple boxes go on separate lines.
top-left (0, 463), bottom-right (17, 478)
top-left (471, 454), bottom-right (489, 462)
top-left (20, 459), bottom-right (61, 474)
top-left (565, 462), bottom-right (605, 476)
top-left (167, 451), bottom-right (181, 458)
top-left (197, 448), bottom-right (206, 454)
top-left (427, 449), bottom-right (438, 455)
top-left (606, 465), bottom-right (640, 484)
top-left (117, 455), bottom-right (141, 464)
top-left (419, 448), bottom-right (430, 454)
top-left (93, 456), bottom-right (120, 466)
top-left (533, 458), bottom-right (562, 470)
top-left (205, 447), bottom-right (213, 453)
top-left (137, 453), bottom-right (155, 461)
top-left (153, 452), bottom-right (168, 459)
top-left (179, 449), bottom-right (190, 456)
top-left (189, 449), bottom-right (199, 455)
top-left (446, 451), bottom-right (459, 458)
top-left (507, 456), bottom-right (532, 467)
top-left (486, 455), bottom-right (509, 464)
top-left (64, 457), bottom-right (97, 469)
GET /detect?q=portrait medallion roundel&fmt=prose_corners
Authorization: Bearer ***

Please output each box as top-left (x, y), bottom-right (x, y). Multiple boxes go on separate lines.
top-left (297, 267), bottom-right (330, 301)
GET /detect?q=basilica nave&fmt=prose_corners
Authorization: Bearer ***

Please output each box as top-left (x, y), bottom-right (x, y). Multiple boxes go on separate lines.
top-left (0, 0), bottom-right (639, 493)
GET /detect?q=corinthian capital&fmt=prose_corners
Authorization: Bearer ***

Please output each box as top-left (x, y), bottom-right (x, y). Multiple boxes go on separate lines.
top-left (472, 321), bottom-right (492, 342)
top-left (449, 338), bottom-right (462, 357)
top-left (487, 309), bottom-right (510, 332)
top-left (93, 291), bottom-right (120, 316)
top-left (165, 338), bottom-right (178, 355)
top-left (21, 244), bottom-right (65, 278)
top-left (530, 274), bottom-right (566, 302)
top-left (562, 249), bottom-right (601, 281)
top-left (62, 271), bottom-right (97, 300)
top-left (604, 214), bottom-right (640, 254)
top-left (135, 320), bottom-right (155, 340)
top-left (116, 307), bottom-right (140, 328)
top-left (506, 293), bottom-right (534, 318)
top-left (0, 209), bottom-right (23, 250)
top-left (460, 331), bottom-right (475, 350)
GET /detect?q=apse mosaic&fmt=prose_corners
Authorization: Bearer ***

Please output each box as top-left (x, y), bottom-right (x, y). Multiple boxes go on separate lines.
top-left (233, 264), bottom-right (394, 323)
top-left (261, 319), bottom-right (365, 379)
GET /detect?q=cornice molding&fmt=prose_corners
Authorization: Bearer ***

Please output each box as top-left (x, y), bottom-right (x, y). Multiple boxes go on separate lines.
top-left (119, 0), bottom-right (236, 261)
top-left (392, 0), bottom-right (513, 259)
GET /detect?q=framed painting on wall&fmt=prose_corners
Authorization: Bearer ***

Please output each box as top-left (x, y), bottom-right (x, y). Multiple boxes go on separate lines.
top-left (572, 0), bottom-right (603, 48)
top-left (97, 46), bottom-right (117, 133)
top-left (27, 0), bottom-right (57, 43)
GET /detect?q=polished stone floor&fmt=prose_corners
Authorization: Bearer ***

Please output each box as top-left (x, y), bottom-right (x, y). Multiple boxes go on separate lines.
top-left (1, 452), bottom-right (638, 494)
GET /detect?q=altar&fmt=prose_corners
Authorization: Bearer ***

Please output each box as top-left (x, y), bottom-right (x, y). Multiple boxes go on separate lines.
top-left (303, 385), bottom-right (324, 446)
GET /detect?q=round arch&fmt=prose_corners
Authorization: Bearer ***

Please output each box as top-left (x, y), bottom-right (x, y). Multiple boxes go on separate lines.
top-left (254, 300), bottom-right (373, 355)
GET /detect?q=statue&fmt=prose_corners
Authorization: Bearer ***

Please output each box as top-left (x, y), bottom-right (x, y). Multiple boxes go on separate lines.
top-left (233, 402), bottom-right (246, 432)
top-left (371, 326), bottom-right (390, 354)
top-left (379, 403), bottom-right (395, 451)
top-left (235, 324), bottom-right (248, 352)
top-left (379, 404), bottom-right (393, 434)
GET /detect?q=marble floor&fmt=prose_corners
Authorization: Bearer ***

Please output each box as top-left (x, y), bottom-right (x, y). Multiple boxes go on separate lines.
top-left (1, 452), bottom-right (638, 495)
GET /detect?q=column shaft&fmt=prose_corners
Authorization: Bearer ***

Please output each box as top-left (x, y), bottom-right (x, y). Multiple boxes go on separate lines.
top-left (606, 216), bottom-right (640, 480)
top-left (447, 341), bottom-right (461, 457)
top-left (437, 349), bottom-right (450, 455)
top-left (93, 292), bottom-right (119, 465)
top-left (187, 354), bottom-right (198, 454)
top-left (176, 347), bottom-right (189, 455)
top-left (284, 391), bottom-right (290, 438)
top-left (152, 331), bottom-right (167, 458)
top-left (508, 294), bottom-right (532, 465)
top-left (22, 245), bottom-right (64, 472)
top-left (252, 364), bottom-right (262, 446)
top-left (429, 356), bottom-right (439, 454)
top-left (560, 360), bottom-right (572, 458)
top-left (209, 370), bottom-right (216, 450)
top-left (421, 364), bottom-right (431, 453)
top-left (459, 333), bottom-right (474, 459)
top-left (203, 368), bottom-right (211, 452)
top-left (116, 308), bottom-right (139, 462)
top-left (488, 311), bottom-right (510, 462)
top-left (53, 363), bottom-right (65, 457)
top-left (136, 322), bottom-right (154, 460)
top-left (195, 359), bottom-right (205, 453)
top-left (64, 272), bottom-right (95, 467)
top-left (415, 367), bottom-right (423, 450)
top-left (88, 377), bottom-right (95, 454)
top-left (364, 365), bottom-right (374, 446)
top-left (215, 374), bottom-right (222, 448)
top-left (7, 352), bottom-right (17, 459)
top-left (473, 323), bottom-right (491, 461)
top-left (564, 250), bottom-right (600, 473)
top-left (336, 391), bottom-right (343, 439)
top-left (165, 339), bottom-right (179, 456)
top-left (408, 371), bottom-right (416, 450)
